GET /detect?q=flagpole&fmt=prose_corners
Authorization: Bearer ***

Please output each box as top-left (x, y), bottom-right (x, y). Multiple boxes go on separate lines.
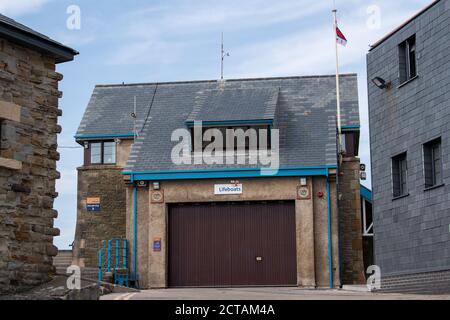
top-left (333, 9), bottom-right (343, 153)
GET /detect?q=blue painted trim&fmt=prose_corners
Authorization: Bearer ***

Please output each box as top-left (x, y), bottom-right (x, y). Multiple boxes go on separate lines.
top-left (186, 119), bottom-right (273, 127)
top-left (123, 240), bottom-right (127, 270)
top-left (74, 133), bottom-right (135, 140)
top-left (107, 240), bottom-right (111, 273)
top-left (341, 125), bottom-right (360, 130)
top-left (123, 166), bottom-right (337, 181)
top-left (360, 185), bottom-right (372, 203)
top-left (115, 239), bottom-right (119, 270)
top-left (98, 249), bottom-right (102, 283)
top-left (326, 176), bottom-right (334, 289)
top-left (133, 184), bottom-right (137, 278)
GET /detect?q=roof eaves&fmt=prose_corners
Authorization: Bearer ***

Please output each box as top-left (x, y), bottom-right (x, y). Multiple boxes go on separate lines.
top-left (0, 16), bottom-right (78, 63)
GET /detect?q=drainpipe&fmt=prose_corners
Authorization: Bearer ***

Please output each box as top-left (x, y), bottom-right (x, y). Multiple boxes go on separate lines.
top-left (132, 176), bottom-right (137, 278)
top-left (326, 175), bottom-right (334, 289)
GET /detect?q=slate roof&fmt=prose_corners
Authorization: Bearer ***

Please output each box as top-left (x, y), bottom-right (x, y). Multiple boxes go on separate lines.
top-left (186, 87), bottom-right (279, 123)
top-left (0, 14), bottom-right (78, 63)
top-left (76, 75), bottom-right (360, 172)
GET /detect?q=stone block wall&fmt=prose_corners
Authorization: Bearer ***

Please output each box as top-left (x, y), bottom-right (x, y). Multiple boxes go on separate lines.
top-left (72, 166), bottom-right (127, 268)
top-left (338, 157), bottom-right (366, 284)
top-left (0, 37), bottom-right (63, 294)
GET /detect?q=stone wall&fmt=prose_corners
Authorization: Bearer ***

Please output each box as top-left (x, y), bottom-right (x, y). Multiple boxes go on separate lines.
top-left (72, 166), bottom-right (127, 268)
top-left (338, 157), bottom-right (366, 284)
top-left (0, 37), bottom-right (63, 294)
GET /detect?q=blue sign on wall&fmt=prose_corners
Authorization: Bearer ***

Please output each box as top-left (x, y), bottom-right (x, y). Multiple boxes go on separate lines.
top-left (87, 204), bottom-right (101, 212)
top-left (153, 238), bottom-right (162, 252)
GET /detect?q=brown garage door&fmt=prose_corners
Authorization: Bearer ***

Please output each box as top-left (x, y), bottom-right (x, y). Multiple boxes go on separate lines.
top-left (168, 201), bottom-right (297, 287)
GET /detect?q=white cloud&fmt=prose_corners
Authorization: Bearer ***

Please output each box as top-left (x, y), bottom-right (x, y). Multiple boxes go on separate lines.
top-left (156, 0), bottom-right (333, 33)
top-left (0, 0), bottom-right (49, 16)
top-left (105, 0), bottom-right (333, 66)
top-left (228, 1), bottom-right (427, 78)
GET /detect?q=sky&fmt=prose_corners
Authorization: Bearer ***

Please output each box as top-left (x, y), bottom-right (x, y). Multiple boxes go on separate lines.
top-left (1, 0), bottom-right (432, 249)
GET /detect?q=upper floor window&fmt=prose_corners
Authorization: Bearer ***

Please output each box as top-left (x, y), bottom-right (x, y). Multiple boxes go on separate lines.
top-left (341, 130), bottom-right (360, 157)
top-left (191, 125), bottom-right (272, 153)
top-left (88, 141), bottom-right (116, 165)
top-left (399, 35), bottom-right (417, 84)
top-left (392, 152), bottom-right (408, 198)
top-left (424, 138), bottom-right (442, 188)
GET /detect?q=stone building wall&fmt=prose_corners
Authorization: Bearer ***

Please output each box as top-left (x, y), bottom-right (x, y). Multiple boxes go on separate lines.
top-left (72, 166), bottom-right (127, 268)
top-left (338, 157), bottom-right (366, 284)
top-left (125, 176), bottom-right (341, 289)
top-left (0, 37), bottom-right (63, 294)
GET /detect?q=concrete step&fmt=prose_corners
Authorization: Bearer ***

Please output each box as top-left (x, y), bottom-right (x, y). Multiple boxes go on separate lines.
top-left (342, 285), bottom-right (370, 292)
top-left (53, 250), bottom-right (73, 268)
top-left (53, 259), bottom-right (72, 266)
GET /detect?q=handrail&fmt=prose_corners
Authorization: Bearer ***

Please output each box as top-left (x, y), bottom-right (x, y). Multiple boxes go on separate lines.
top-left (97, 238), bottom-right (128, 284)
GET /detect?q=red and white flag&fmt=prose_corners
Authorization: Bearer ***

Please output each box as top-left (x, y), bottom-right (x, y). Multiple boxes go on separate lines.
top-left (336, 26), bottom-right (347, 47)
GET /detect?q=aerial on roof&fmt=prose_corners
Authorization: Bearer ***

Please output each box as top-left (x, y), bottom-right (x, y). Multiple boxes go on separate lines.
top-left (0, 14), bottom-right (78, 63)
top-left (76, 75), bottom-right (360, 175)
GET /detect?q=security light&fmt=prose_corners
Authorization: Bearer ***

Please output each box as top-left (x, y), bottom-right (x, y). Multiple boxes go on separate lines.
top-left (372, 77), bottom-right (389, 89)
top-left (300, 178), bottom-right (307, 186)
top-left (153, 182), bottom-right (160, 190)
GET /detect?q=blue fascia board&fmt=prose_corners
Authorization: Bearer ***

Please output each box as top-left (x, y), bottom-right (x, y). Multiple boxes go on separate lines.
top-left (341, 125), bottom-right (361, 130)
top-left (74, 133), bottom-right (135, 140)
top-left (123, 166), bottom-right (337, 181)
top-left (360, 185), bottom-right (372, 203)
top-left (186, 119), bottom-right (274, 127)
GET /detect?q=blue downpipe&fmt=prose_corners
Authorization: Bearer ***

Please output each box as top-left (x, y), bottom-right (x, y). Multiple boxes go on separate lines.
top-left (123, 240), bottom-right (127, 269)
top-left (107, 240), bottom-right (111, 273)
top-left (115, 239), bottom-right (119, 269)
top-left (133, 182), bottom-right (137, 278)
top-left (326, 176), bottom-right (334, 289)
top-left (98, 249), bottom-right (102, 282)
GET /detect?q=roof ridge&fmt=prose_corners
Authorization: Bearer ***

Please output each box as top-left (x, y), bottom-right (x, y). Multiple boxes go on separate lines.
top-left (95, 73), bottom-right (358, 88)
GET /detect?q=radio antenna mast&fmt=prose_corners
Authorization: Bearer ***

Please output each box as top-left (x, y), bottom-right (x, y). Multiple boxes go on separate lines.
top-left (221, 32), bottom-right (230, 80)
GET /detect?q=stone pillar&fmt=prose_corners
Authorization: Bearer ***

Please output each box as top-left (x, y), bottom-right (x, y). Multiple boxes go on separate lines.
top-left (0, 39), bottom-right (66, 294)
top-left (147, 190), bottom-right (167, 288)
top-left (296, 178), bottom-right (316, 287)
top-left (72, 167), bottom-right (127, 268)
top-left (339, 157), bottom-right (366, 284)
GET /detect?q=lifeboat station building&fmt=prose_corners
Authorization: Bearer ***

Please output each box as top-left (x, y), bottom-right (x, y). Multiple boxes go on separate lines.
top-left (73, 75), bottom-right (367, 289)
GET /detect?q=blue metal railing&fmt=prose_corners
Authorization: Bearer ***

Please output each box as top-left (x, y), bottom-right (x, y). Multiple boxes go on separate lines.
top-left (98, 238), bottom-right (128, 285)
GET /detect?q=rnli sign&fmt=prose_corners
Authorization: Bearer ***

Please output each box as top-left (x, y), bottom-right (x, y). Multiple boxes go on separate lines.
top-left (86, 197), bottom-right (101, 212)
top-left (214, 184), bottom-right (243, 195)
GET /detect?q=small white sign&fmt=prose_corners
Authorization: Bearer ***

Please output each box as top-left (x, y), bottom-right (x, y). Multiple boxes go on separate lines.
top-left (214, 184), bottom-right (243, 195)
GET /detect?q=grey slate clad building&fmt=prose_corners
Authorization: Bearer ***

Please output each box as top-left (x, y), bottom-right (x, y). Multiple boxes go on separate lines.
top-left (74, 75), bottom-right (366, 288)
top-left (367, 0), bottom-right (450, 293)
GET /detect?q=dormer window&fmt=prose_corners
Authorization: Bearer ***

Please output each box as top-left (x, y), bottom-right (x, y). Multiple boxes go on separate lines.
top-left (191, 125), bottom-right (272, 153)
